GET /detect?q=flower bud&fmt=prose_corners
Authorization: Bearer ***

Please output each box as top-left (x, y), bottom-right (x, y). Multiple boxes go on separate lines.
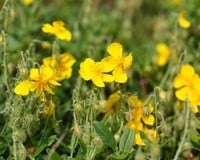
top-left (13, 130), bottom-right (27, 142)
top-left (92, 136), bottom-right (103, 147)
top-left (74, 103), bottom-right (82, 113)
top-left (182, 142), bottom-right (192, 158)
top-left (135, 150), bottom-right (145, 160)
top-left (150, 143), bottom-right (160, 158)
top-left (114, 133), bottom-right (120, 143)
top-left (73, 123), bottom-right (82, 138)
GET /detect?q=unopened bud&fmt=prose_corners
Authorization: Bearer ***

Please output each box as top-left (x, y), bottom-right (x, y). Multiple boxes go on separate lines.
top-left (135, 150), bottom-right (145, 160)
top-left (74, 103), bottom-right (82, 113)
top-left (73, 123), bottom-right (82, 138)
top-left (93, 136), bottom-right (103, 147)
top-left (114, 133), bottom-right (120, 143)
top-left (150, 143), bottom-right (160, 158)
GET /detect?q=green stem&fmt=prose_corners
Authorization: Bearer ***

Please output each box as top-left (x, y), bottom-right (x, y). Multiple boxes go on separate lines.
top-left (173, 100), bottom-right (190, 160)
top-left (2, 31), bottom-right (11, 95)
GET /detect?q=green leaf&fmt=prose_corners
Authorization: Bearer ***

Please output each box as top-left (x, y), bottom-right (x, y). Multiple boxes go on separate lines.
top-left (119, 128), bottom-right (134, 152)
top-left (47, 135), bottom-right (57, 147)
top-left (33, 135), bottom-right (57, 157)
top-left (190, 132), bottom-right (200, 146)
top-left (93, 121), bottom-right (116, 150)
top-left (33, 144), bottom-right (47, 157)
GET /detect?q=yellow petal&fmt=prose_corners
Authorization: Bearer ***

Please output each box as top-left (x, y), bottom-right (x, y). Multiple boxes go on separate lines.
top-left (40, 66), bottom-right (54, 81)
top-left (178, 10), bottom-right (191, 29)
top-left (173, 65), bottom-right (195, 88)
top-left (180, 65), bottom-right (195, 77)
top-left (113, 66), bottom-right (127, 83)
top-left (52, 20), bottom-right (65, 27)
top-left (107, 42), bottom-right (123, 58)
top-left (175, 86), bottom-right (188, 101)
top-left (14, 80), bottom-right (31, 96)
top-left (79, 58), bottom-right (95, 80)
top-left (22, 0), bottom-right (33, 6)
top-left (92, 75), bottom-right (105, 87)
top-left (56, 30), bottom-right (72, 41)
top-left (173, 75), bottom-right (188, 88)
top-left (123, 53), bottom-right (133, 70)
top-left (155, 43), bottom-right (171, 66)
top-left (42, 24), bottom-right (55, 34)
top-left (190, 103), bottom-right (199, 113)
top-left (30, 68), bottom-right (39, 80)
top-left (102, 74), bottom-right (114, 82)
top-left (100, 57), bottom-right (117, 72)
top-left (142, 115), bottom-right (155, 126)
top-left (43, 56), bottom-right (57, 67)
top-left (44, 84), bottom-right (55, 95)
top-left (135, 132), bottom-right (145, 146)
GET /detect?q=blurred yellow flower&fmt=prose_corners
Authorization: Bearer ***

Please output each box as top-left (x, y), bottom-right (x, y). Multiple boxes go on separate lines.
top-left (22, 0), bottom-right (33, 6)
top-left (171, 0), bottom-right (182, 5)
top-left (104, 90), bottom-right (121, 116)
top-left (30, 65), bottom-right (61, 96)
top-left (102, 42), bottom-right (133, 83)
top-left (43, 53), bottom-right (76, 81)
top-left (155, 43), bottom-right (171, 67)
top-left (0, 36), bottom-right (3, 44)
top-left (43, 100), bottom-right (55, 116)
top-left (178, 10), bottom-right (191, 29)
top-left (42, 20), bottom-right (72, 41)
top-left (173, 64), bottom-right (200, 112)
top-left (41, 41), bottom-right (51, 49)
top-left (14, 80), bottom-right (32, 96)
top-left (79, 58), bottom-right (114, 87)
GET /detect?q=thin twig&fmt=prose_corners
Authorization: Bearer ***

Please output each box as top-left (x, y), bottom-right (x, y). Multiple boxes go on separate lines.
top-left (47, 128), bottom-right (68, 160)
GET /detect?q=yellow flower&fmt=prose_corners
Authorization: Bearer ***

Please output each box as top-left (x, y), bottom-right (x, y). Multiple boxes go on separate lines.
top-left (22, 0), bottom-right (33, 6)
top-left (42, 20), bottom-right (72, 41)
top-left (14, 80), bottom-right (32, 96)
top-left (178, 10), bottom-right (191, 29)
top-left (128, 95), bottom-right (155, 125)
top-left (43, 100), bottom-right (55, 116)
top-left (43, 53), bottom-right (76, 81)
top-left (104, 90), bottom-right (121, 116)
top-left (102, 42), bottom-right (133, 83)
top-left (173, 64), bottom-right (200, 112)
top-left (155, 43), bottom-right (171, 67)
top-left (30, 65), bottom-right (61, 96)
top-left (79, 58), bottom-right (114, 87)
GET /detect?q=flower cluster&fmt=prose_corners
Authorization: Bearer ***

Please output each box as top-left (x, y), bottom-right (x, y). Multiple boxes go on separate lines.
top-left (79, 42), bottom-right (133, 87)
top-left (42, 20), bottom-right (72, 41)
top-left (14, 53), bottom-right (76, 97)
top-left (173, 64), bottom-right (200, 113)
top-left (127, 95), bottom-right (157, 145)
